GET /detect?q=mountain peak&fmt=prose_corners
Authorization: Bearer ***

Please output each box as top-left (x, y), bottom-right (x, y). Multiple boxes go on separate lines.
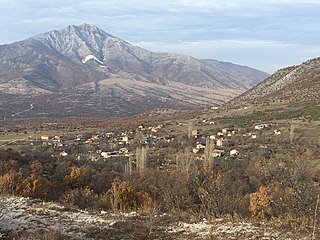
top-left (65, 23), bottom-right (104, 34)
top-left (78, 23), bottom-right (99, 30)
top-left (31, 23), bottom-right (121, 63)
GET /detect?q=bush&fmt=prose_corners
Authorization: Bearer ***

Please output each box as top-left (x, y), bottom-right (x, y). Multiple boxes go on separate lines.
top-left (59, 187), bottom-right (98, 209)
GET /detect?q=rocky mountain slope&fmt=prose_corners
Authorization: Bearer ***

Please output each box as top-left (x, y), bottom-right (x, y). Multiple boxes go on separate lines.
top-left (228, 57), bottom-right (320, 107)
top-left (0, 24), bottom-right (268, 119)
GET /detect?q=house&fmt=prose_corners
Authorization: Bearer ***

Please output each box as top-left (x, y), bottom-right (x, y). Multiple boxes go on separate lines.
top-left (119, 148), bottom-right (129, 154)
top-left (212, 149), bottom-right (225, 157)
top-left (59, 151), bottom-right (68, 157)
top-left (217, 132), bottom-right (224, 136)
top-left (192, 148), bottom-right (200, 154)
top-left (191, 130), bottom-right (199, 137)
top-left (101, 151), bottom-right (118, 159)
top-left (92, 135), bottom-right (99, 140)
top-left (274, 129), bottom-right (282, 135)
top-left (52, 136), bottom-right (61, 142)
top-left (230, 149), bottom-right (240, 157)
top-left (251, 134), bottom-right (257, 139)
top-left (216, 138), bottom-right (224, 147)
top-left (222, 128), bottom-right (228, 134)
top-left (242, 132), bottom-right (252, 137)
top-left (209, 135), bottom-right (216, 140)
top-left (40, 135), bottom-right (49, 141)
top-left (89, 155), bottom-right (100, 162)
top-left (105, 132), bottom-right (114, 137)
top-left (255, 125), bottom-right (264, 130)
top-left (255, 124), bottom-right (269, 130)
top-left (196, 143), bottom-right (206, 149)
top-left (150, 127), bottom-right (158, 133)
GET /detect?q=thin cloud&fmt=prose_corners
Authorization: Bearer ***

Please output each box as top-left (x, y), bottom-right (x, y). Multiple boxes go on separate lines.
top-left (0, 0), bottom-right (319, 72)
top-left (135, 40), bottom-right (320, 73)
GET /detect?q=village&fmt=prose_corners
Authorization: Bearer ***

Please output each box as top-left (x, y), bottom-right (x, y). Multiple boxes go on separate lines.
top-left (0, 115), bottom-right (289, 173)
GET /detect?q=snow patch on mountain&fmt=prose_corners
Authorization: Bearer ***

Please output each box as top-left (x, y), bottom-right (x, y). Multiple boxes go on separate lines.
top-left (82, 55), bottom-right (103, 65)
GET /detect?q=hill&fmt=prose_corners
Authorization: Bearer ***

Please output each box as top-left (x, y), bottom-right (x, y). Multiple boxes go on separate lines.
top-left (227, 57), bottom-right (320, 108)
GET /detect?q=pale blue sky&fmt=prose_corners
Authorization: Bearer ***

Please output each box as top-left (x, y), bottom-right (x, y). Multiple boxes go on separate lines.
top-left (0, 0), bottom-right (320, 73)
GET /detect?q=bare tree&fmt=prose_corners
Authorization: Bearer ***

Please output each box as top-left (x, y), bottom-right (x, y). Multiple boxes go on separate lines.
top-left (204, 138), bottom-right (215, 166)
top-left (312, 194), bottom-right (319, 240)
top-left (176, 148), bottom-right (193, 175)
top-left (124, 155), bottom-right (133, 179)
top-left (188, 121), bottom-right (194, 139)
top-left (136, 146), bottom-right (148, 176)
top-left (290, 123), bottom-right (295, 144)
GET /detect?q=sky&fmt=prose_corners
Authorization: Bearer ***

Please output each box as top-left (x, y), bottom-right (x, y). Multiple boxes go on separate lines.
top-left (0, 0), bottom-right (320, 73)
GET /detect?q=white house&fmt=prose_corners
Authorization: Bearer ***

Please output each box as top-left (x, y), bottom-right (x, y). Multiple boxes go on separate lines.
top-left (255, 124), bottom-right (269, 130)
top-left (222, 128), bottom-right (228, 134)
top-left (230, 149), bottom-right (240, 157)
top-left (196, 143), bottom-right (206, 149)
top-left (59, 151), bottom-right (68, 157)
top-left (216, 138), bottom-right (224, 147)
top-left (122, 136), bottom-right (129, 143)
top-left (209, 135), bottom-right (216, 140)
top-left (274, 129), bottom-right (282, 135)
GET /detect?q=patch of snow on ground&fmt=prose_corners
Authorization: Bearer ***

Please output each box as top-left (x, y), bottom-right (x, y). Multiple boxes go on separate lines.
top-left (168, 219), bottom-right (294, 239)
top-left (0, 196), bottom-right (115, 238)
top-left (168, 219), bottom-right (213, 237)
top-left (0, 196), bottom-right (306, 239)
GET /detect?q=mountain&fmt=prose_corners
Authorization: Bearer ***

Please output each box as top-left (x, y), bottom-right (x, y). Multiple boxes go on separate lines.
top-left (227, 57), bottom-right (320, 108)
top-left (0, 24), bottom-right (268, 119)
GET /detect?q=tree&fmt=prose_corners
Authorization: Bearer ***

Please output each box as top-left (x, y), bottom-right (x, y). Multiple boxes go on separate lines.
top-left (136, 146), bottom-right (148, 176)
top-left (29, 160), bottom-right (44, 176)
top-left (249, 186), bottom-right (273, 219)
top-left (175, 148), bottom-right (193, 175)
top-left (59, 187), bottom-right (97, 209)
top-left (108, 178), bottom-right (137, 211)
top-left (63, 166), bottom-right (92, 189)
top-left (0, 170), bottom-right (22, 195)
top-left (124, 155), bottom-right (133, 179)
top-left (21, 175), bottom-right (51, 199)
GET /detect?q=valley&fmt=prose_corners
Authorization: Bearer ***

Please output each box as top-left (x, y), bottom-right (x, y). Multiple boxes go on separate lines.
top-left (0, 102), bottom-right (319, 239)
